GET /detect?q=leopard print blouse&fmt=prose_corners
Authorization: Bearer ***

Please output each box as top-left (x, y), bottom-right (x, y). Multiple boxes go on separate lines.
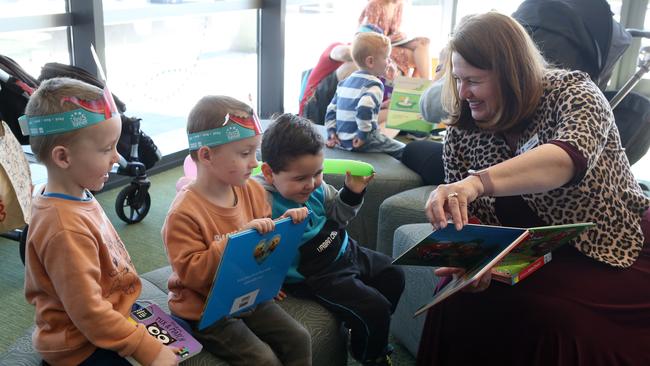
top-left (443, 70), bottom-right (650, 268)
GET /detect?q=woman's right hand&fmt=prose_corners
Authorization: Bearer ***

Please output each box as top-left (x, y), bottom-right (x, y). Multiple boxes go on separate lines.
top-left (242, 218), bottom-right (276, 234)
top-left (425, 176), bottom-right (484, 231)
top-left (151, 346), bottom-right (179, 366)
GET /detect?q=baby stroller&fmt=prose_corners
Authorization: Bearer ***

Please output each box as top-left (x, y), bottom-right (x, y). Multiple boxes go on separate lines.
top-left (513, 0), bottom-right (650, 167)
top-left (0, 56), bottom-right (161, 261)
top-left (37, 62), bottom-right (162, 224)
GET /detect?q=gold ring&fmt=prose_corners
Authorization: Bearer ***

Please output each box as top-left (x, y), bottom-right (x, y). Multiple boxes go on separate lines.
top-left (447, 192), bottom-right (459, 199)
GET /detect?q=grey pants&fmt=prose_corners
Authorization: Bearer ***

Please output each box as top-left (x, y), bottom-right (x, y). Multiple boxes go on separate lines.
top-left (351, 130), bottom-right (405, 160)
top-left (190, 300), bottom-right (312, 366)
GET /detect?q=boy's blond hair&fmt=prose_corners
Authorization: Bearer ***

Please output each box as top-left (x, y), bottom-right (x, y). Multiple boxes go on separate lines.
top-left (351, 32), bottom-right (391, 70)
top-left (187, 95), bottom-right (254, 161)
top-left (25, 77), bottom-right (105, 164)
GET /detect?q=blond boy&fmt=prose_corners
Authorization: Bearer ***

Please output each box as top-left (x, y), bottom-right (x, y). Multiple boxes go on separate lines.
top-left (161, 95), bottom-right (311, 365)
top-left (23, 77), bottom-right (177, 366)
top-left (324, 31), bottom-right (405, 159)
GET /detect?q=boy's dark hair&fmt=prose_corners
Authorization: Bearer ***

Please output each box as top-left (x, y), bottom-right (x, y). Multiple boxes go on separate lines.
top-left (261, 113), bottom-right (324, 172)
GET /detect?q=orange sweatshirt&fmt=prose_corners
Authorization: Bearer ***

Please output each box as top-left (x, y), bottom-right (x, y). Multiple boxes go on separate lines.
top-left (24, 193), bottom-right (162, 366)
top-left (161, 180), bottom-right (271, 320)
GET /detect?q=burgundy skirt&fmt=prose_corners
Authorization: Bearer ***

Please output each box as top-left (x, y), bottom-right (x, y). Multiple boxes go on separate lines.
top-left (417, 211), bottom-right (650, 366)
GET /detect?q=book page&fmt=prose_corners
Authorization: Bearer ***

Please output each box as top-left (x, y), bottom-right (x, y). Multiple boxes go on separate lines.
top-left (507, 222), bottom-right (594, 258)
top-left (393, 224), bottom-right (527, 269)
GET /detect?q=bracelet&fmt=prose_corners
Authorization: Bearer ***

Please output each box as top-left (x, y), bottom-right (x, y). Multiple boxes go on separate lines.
top-left (468, 169), bottom-right (494, 197)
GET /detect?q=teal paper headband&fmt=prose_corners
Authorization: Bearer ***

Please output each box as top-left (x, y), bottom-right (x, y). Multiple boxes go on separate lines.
top-left (18, 107), bottom-right (117, 136)
top-left (18, 46), bottom-right (118, 137)
top-left (187, 113), bottom-right (262, 151)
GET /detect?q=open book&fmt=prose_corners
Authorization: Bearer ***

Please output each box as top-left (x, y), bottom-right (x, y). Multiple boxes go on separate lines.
top-left (198, 216), bottom-right (308, 330)
top-left (386, 76), bottom-right (439, 133)
top-left (391, 36), bottom-right (415, 47)
top-left (126, 303), bottom-right (202, 364)
top-left (392, 222), bottom-right (594, 317)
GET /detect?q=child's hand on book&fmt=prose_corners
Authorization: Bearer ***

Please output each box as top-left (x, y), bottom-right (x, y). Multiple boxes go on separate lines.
top-left (345, 171), bottom-right (375, 194)
top-left (275, 289), bottom-right (287, 301)
top-left (280, 207), bottom-right (309, 223)
top-left (243, 218), bottom-right (276, 234)
top-left (151, 345), bottom-right (179, 366)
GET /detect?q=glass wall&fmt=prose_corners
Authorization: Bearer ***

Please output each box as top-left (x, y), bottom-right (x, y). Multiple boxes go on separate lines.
top-left (0, 0), bottom-right (65, 17)
top-left (0, 27), bottom-right (69, 77)
top-left (283, 0), bottom-right (449, 113)
top-left (103, 2), bottom-right (258, 137)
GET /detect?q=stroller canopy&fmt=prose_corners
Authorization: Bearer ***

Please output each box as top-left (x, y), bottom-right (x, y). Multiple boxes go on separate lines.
top-left (513, 0), bottom-right (631, 90)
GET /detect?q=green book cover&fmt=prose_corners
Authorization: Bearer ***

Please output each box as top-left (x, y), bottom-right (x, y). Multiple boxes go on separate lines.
top-left (386, 76), bottom-right (434, 133)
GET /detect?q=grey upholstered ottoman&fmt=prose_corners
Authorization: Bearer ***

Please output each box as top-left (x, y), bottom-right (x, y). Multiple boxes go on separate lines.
top-left (391, 223), bottom-right (440, 357)
top-left (140, 266), bottom-right (348, 366)
top-left (0, 277), bottom-right (176, 366)
top-left (377, 185), bottom-right (435, 256)
top-left (0, 266), bottom-right (347, 366)
top-left (322, 148), bottom-right (423, 252)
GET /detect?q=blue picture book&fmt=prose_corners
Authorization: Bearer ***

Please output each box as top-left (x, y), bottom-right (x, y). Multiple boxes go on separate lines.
top-left (198, 216), bottom-right (308, 330)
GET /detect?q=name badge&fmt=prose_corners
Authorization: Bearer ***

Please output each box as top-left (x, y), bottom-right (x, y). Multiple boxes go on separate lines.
top-left (517, 133), bottom-right (539, 154)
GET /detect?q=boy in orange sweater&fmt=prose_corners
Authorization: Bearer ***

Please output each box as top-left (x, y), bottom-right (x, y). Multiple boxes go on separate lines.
top-left (22, 77), bottom-right (178, 366)
top-left (161, 95), bottom-right (312, 366)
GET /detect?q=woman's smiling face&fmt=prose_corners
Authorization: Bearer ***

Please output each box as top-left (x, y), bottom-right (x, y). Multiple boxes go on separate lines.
top-left (451, 52), bottom-right (499, 124)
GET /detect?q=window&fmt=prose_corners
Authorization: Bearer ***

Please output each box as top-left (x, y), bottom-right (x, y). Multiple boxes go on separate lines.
top-left (454, 0), bottom-right (522, 26)
top-left (0, 27), bottom-right (69, 77)
top-left (0, 0), bottom-right (66, 18)
top-left (102, 3), bottom-right (258, 140)
top-left (283, 0), bottom-right (448, 114)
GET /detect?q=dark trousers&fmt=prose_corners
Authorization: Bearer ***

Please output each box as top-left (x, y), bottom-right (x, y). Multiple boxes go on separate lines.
top-left (401, 140), bottom-right (445, 186)
top-left (42, 348), bottom-right (132, 366)
top-left (288, 242), bottom-right (405, 362)
top-left (79, 348), bottom-right (132, 366)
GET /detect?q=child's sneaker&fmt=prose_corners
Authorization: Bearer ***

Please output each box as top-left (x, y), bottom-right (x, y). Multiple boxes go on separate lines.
top-left (362, 345), bottom-right (394, 366)
top-left (362, 354), bottom-right (393, 366)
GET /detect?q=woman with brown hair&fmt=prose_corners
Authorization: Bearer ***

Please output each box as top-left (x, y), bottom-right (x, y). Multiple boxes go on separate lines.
top-left (418, 12), bottom-right (650, 365)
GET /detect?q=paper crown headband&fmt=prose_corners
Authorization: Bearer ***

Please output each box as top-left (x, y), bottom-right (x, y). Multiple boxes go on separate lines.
top-left (18, 45), bottom-right (118, 137)
top-left (187, 112), bottom-right (263, 151)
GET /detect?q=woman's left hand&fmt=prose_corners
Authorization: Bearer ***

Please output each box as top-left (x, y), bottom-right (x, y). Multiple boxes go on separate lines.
top-left (425, 176), bottom-right (484, 231)
top-left (434, 267), bottom-right (492, 293)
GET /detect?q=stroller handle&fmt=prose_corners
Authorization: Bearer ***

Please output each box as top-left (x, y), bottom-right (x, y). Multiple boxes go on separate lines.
top-left (627, 29), bottom-right (650, 39)
top-left (0, 67), bottom-right (10, 83)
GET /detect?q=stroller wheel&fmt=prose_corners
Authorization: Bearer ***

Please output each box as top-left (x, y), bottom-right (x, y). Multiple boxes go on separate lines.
top-left (115, 184), bottom-right (151, 224)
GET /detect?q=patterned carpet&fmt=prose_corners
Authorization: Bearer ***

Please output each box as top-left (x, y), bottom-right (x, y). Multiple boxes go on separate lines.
top-left (0, 166), bottom-right (416, 365)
